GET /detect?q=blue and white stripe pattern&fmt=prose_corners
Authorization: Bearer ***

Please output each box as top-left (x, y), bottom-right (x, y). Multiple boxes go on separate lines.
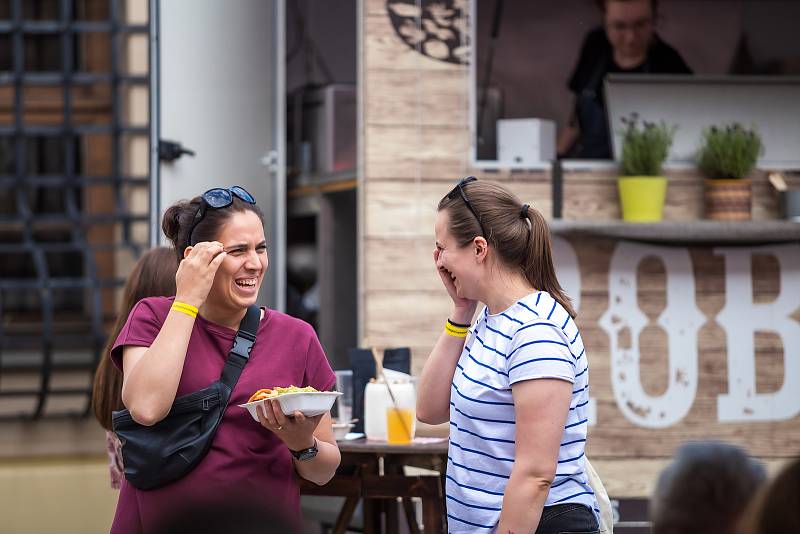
top-left (446, 291), bottom-right (598, 532)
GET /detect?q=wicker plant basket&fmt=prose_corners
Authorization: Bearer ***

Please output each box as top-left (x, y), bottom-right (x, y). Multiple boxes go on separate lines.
top-left (704, 178), bottom-right (752, 220)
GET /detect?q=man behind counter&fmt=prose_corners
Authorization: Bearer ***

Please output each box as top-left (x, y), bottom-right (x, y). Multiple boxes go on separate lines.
top-left (557, 0), bottom-right (692, 159)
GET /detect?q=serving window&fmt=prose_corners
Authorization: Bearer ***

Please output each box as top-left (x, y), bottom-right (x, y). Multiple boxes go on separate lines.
top-left (470, 0), bottom-right (800, 169)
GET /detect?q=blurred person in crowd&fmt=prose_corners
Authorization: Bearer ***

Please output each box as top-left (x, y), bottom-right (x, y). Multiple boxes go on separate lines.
top-left (91, 246), bottom-right (177, 489)
top-left (557, 0), bottom-right (692, 159)
top-left (650, 441), bottom-right (766, 534)
top-left (109, 187), bottom-right (339, 533)
top-left (740, 457), bottom-right (800, 534)
top-left (417, 177), bottom-right (599, 533)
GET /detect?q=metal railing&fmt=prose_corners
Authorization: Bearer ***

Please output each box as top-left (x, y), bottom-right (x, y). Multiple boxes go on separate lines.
top-left (0, 0), bottom-right (149, 419)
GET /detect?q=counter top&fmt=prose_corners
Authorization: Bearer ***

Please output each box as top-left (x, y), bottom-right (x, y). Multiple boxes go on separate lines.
top-left (549, 220), bottom-right (800, 246)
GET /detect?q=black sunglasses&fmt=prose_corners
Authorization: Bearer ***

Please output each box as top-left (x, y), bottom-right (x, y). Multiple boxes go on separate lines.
top-left (446, 176), bottom-right (486, 237)
top-left (185, 186), bottom-right (256, 249)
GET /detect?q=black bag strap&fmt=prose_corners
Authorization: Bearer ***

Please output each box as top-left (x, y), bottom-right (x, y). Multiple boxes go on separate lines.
top-left (220, 305), bottom-right (260, 390)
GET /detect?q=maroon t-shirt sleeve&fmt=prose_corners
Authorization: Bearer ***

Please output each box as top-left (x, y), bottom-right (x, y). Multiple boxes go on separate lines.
top-left (110, 296), bottom-right (171, 372)
top-left (302, 325), bottom-right (336, 392)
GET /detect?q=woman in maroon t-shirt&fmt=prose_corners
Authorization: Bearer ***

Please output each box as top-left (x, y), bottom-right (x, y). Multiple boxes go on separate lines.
top-left (110, 187), bottom-right (339, 533)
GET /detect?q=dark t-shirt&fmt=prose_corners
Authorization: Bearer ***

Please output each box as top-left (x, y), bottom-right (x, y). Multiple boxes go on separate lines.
top-left (566, 28), bottom-right (692, 158)
top-left (109, 296), bottom-right (336, 534)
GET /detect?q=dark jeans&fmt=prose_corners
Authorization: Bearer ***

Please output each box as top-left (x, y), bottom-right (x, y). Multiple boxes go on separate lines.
top-left (535, 503), bottom-right (600, 534)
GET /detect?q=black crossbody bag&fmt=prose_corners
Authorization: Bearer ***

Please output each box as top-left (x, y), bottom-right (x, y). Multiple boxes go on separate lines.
top-left (112, 305), bottom-right (260, 490)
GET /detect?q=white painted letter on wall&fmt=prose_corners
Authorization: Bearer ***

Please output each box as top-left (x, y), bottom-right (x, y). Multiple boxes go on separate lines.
top-left (600, 242), bottom-right (705, 428)
top-left (716, 245), bottom-right (800, 422)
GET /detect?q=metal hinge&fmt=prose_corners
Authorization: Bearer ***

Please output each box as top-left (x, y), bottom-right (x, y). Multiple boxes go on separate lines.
top-left (260, 149), bottom-right (279, 172)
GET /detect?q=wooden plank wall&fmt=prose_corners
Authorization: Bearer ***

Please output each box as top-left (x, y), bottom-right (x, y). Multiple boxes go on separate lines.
top-left (361, 0), bottom-right (552, 372)
top-left (362, 1), bottom-right (534, 373)
top-left (360, 0), bottom-right (799, 497)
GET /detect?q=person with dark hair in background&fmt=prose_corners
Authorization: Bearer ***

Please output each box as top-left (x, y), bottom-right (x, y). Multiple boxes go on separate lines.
top-left (741, 457), bottom-right (800, 534)
top-left (650, 441), bottom-right (766, 534)
top-left (417, 177), bottom-right (599, 533)
top-left (557, 0), bottom-right (692, 159)
top-left (108, 186), bottom-right (340, 533)
top-left (91, 246), bottom-right (177, 489)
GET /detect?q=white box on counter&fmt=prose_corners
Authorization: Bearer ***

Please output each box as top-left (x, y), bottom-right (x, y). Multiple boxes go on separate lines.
top-left (496, 118), bottom-right (556, 166)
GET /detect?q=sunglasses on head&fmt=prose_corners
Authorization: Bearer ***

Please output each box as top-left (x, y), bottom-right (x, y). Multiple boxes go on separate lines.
top-left (446, 176), bottom-right (486, 237)
top-left (185, 186), bottom-right (256, 249)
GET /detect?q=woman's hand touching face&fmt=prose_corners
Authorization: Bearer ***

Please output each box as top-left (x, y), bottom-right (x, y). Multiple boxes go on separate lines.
top-left (175, 241), bottom-right (227, 308)
top-left (434, 210), bottom-right (478, 321)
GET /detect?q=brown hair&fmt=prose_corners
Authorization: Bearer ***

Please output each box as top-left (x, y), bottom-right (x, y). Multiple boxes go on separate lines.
top-left (741, 458), bottom-right (800, 534)
top-left (162, 193), bottom-right (265, 263)
top-left (90, 247), bottom-right (177, 430)
top-left (438, 179), bottom-right (576, 318)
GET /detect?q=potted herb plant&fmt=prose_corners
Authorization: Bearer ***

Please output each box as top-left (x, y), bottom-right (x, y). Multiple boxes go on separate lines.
top-left (617, 113), bottom-right (677, 222)
top-left (697, 123), bottom-right (763, 220)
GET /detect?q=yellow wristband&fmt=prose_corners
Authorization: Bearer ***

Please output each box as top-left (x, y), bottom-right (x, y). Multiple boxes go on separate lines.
top-left (172, 307), bottom-right (196, 319)
top-left (445, 320), bottom-right (468, 333)
top-left (173, 301), bottom-right (198, 313)
top-left (447, 318), bottom-right (471, 329)
top-left (171, 306), bottom-right (197, 319)
top-left (445, 323), bottom-right (468, 338)
top-left (171, 301), bottom-right (198, 318)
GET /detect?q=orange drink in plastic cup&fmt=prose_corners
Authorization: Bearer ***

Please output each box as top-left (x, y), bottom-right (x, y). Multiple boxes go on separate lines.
top-left (386, 407), bottom-right (414, 444)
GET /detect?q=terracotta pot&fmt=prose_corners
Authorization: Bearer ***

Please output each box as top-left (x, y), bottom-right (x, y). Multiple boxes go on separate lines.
top-left (704, 178), bottom-right (752, 220)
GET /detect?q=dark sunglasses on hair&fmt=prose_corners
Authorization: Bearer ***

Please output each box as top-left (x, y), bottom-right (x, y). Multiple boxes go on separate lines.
top-left (185, 186), bottom-right (256, 249)
top-left (446, 176), bottom-right (486, 237)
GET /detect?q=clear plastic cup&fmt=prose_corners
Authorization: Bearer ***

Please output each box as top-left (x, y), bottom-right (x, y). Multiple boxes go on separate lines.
top-left (386, 406), bottom-right (414, 444)
top-left (335, 370), bottom-right (353, 423)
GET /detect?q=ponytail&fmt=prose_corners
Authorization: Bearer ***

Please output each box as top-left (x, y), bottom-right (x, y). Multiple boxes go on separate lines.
top-left (523, 206), bottom-right (577, 318)
top-left (439, 178), bottom-right (577, 319)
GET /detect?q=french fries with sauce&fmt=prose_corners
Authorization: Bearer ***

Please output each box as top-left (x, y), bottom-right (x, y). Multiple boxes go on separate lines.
top-left (247, 385), bottom-right (318, 403)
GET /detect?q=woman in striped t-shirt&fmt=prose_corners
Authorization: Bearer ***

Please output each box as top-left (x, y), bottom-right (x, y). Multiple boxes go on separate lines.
top-left (417, 177), bottom-right (599, 533)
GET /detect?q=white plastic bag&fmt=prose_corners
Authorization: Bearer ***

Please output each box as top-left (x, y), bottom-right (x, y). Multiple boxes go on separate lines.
top-left (585, 456), bottom-right (614, 534)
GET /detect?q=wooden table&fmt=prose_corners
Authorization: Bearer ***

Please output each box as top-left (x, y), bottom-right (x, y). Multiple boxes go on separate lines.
top-left (300, 438), bottom-right (449, 534)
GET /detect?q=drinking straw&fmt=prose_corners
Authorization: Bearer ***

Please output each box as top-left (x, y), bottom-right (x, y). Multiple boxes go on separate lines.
top-left (371, 347), bottom-right (412, 442)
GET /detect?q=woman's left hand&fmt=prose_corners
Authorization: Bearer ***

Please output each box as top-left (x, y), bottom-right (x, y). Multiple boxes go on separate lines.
top-left (257, 399), bottom-right (323, 451)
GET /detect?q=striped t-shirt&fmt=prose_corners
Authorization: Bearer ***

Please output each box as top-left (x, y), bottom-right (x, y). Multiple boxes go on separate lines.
top-left (446, 291), bottom-right (598, 532)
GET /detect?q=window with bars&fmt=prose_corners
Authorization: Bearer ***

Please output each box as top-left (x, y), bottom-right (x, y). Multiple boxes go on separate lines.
top-left (0, 0), bottom-right (150, 419)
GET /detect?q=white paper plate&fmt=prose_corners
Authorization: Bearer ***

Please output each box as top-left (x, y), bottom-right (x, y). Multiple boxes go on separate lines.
top-left (239, 391), bottom-right (342, 420)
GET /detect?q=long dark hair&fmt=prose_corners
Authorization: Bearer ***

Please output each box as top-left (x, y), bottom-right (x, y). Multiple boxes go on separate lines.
top-left (162, 194), bottom-right (265, 263)
top-left (438, 179), bottom-right (576, 318)
top-left (90, 247), bottom-right (177, 430)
